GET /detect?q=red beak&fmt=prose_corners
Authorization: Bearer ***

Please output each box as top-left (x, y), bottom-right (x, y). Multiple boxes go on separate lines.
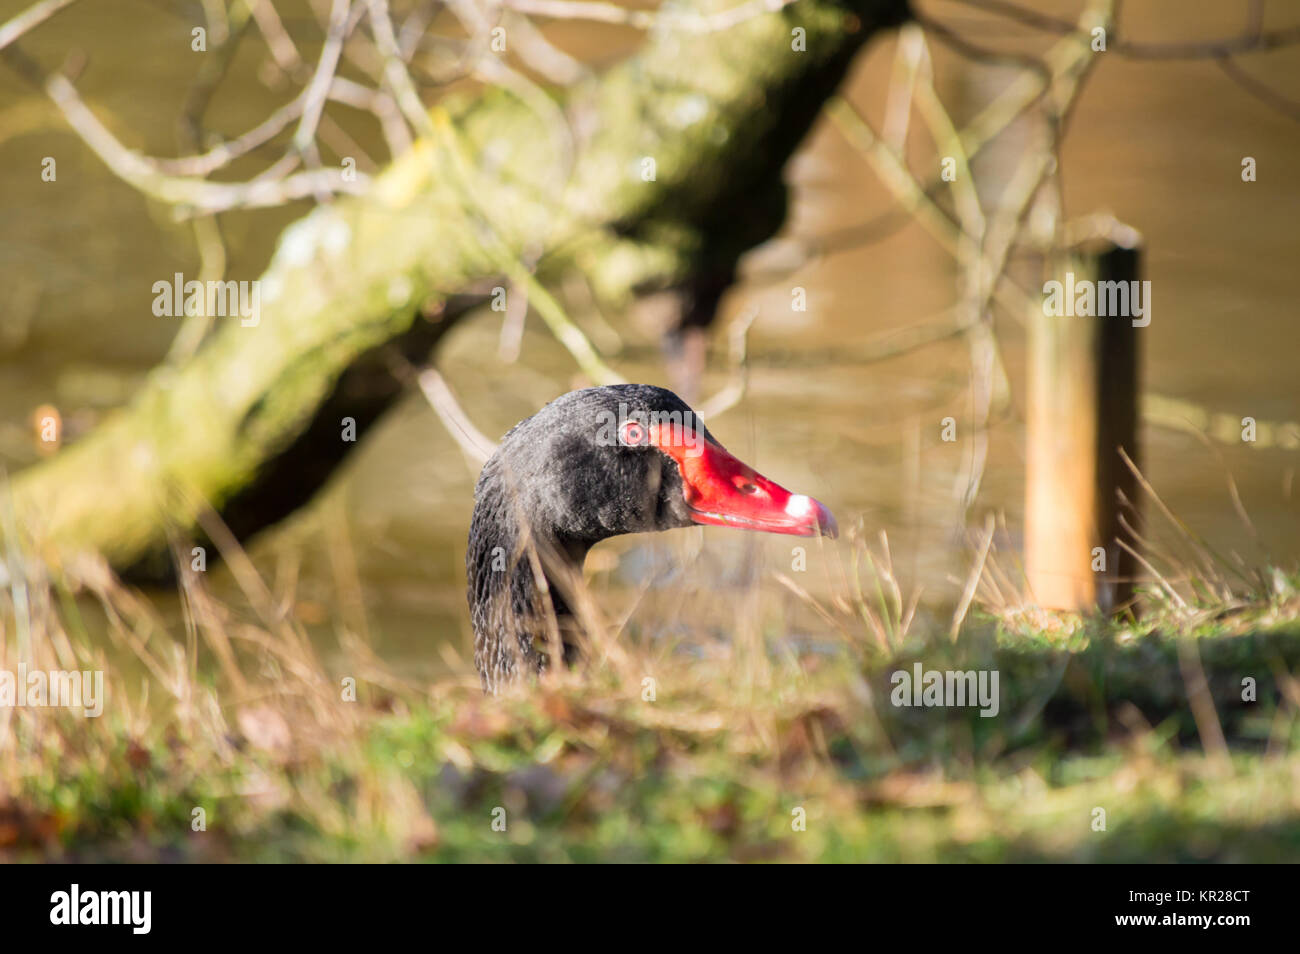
top-left (650, 425), bottom-right (837, 539)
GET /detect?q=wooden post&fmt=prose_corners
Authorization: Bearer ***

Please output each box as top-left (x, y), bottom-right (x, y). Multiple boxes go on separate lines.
top-left (1026, 241), bottom-right (1142, 612)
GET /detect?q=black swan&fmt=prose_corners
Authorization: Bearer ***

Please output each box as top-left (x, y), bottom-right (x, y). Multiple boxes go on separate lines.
top-left (466, 384), bottom-right (836, 692)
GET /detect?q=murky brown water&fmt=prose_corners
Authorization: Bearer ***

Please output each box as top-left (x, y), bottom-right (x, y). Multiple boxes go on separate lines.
top-left (2, 1), bottom-right (1297, 674)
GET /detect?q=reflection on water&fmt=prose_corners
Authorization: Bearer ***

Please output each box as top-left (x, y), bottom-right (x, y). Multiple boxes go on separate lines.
top-left (1, 1), bottom-right (1297, 673)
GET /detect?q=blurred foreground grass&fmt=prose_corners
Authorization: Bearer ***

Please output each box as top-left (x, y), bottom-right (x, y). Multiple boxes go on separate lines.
top-left (2, 538), bottom-right (1299, 863)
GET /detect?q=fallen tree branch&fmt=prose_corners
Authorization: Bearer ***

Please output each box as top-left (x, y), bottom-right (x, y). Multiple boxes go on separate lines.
top-left (8, 0), bottom-right (909, 575)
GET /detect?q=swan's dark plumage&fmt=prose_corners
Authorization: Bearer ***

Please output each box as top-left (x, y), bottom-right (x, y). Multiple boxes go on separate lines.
top-left (466, 384), bottom-right (833, 692)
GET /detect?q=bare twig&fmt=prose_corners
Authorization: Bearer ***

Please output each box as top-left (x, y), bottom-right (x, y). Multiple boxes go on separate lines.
top-left (695, 306), bottom-right (758, 420)
top-left (824, 100), bottom-right (1036, 320)
top-left (950, 513), bottom-right (995, 640)
top-left (504, 11), bottom-right (589, 86)
top-left (1216, 56), bottom-right (1300, 123)
top-left (1177, 636), bottom-right (1232, 772)
top-left (914, 9), bottom-right (1052, 77)
top-left (246, 0), bottom-right (304, 74)
top-left (501, 0), bottom-right (799, 33)
top-left (421, 94), bottom-right (622, 385)
top-left (292, 0), bottom-right (353, 153)
top-left (506, 259), bottom-right (625, 385)
top-left (949, 0), bottom-right (1300, 59)
top-left (0, 0), bottom-right (78, 52)
top-left (1, 45), bottom-right (369, 212)
top-left (882, 21), bottom-right (925, 154)
top-left (366, 0), bottom-right (436, 140)
top-left (416, 368), bottom-right (498, 467)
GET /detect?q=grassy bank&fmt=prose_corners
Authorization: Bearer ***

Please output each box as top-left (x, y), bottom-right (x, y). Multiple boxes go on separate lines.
top-left (2, 535), bottom-right (1299, 863)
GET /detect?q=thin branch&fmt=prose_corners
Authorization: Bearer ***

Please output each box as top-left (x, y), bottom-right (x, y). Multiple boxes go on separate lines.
top-left (398, 0), bottom-right (442, 60)
top-left (913, 9), bottom-right (1052, 78)
top-left (416, 368), bottom-right (498, 467)
top-left (148, 77), bottom-right (393, 178)
top-left (0, 0), bottom-right (78, 52)
top-left (500, 0), bottom-right (799, 33)
top-left (1117, 27), bottom-right (1300, 60)
top-left (504, 11), bottom-right (590, 86)
top-left (292, 0), bottom-right (353, 153)
top-left (23, 65), bottom-right (365, 209)
top-left (824, 97), bottom-right (1036, 319)
top-left (882, 22), bottom-right (925, 154)
top-left (950, 513), bottom-right (995, 640)
top-left (944, 0), bottom-right (1079, 36)
top-left (418, 67), bottom-right (621, 385)
top-left (1177, 635), bottom-right (1232, 771)
top-left (1216, 55), bottom-right (1300, 122)
top-left (1, 42), bottom-right (369, 212)
top-left (747, 16), bottom-right (1097, 289)
top-left (366, 0), bottom-right (436, 139)
top-left (246, 0), bottom-right (304, 74)
top-left (694, 305), bottom-right (757, 420)
top-left (910, 28), bottom-right (999, 514)
top-left (506, 258), bottom-right (625, 385)
top-left (948, 0), bottom-right (1300, 59)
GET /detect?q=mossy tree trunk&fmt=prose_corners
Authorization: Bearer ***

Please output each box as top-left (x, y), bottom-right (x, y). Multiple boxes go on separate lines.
top-left (10, 0), bottom-right (908, 576)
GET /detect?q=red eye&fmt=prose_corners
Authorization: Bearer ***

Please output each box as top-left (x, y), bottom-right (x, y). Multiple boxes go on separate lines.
top-left (620, 421), bottom-right (647, 446)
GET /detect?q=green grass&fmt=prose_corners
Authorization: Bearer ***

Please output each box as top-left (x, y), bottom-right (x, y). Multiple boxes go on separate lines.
top-left (3, 545), bottom-right (1300, 863)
